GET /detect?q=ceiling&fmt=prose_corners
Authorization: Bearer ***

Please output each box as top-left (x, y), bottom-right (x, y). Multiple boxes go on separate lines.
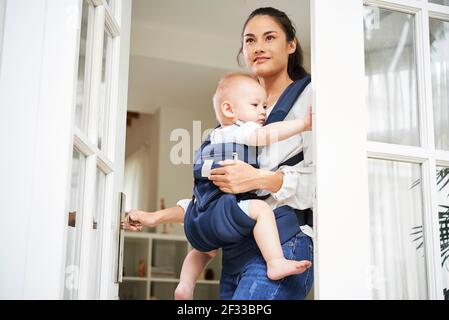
top-left (128, 0), bottom-right (311, 114)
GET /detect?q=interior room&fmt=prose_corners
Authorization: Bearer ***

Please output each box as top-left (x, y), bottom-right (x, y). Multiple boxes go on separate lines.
top-left (119, 0), bottom-right (311, 300)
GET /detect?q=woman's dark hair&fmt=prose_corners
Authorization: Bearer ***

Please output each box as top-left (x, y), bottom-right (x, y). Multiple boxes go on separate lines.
top-left (237, 7), bottom-right (309, 81)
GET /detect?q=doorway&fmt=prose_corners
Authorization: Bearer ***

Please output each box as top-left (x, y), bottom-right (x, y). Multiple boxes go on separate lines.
top-left (120, 0), bottom-right (311, 300)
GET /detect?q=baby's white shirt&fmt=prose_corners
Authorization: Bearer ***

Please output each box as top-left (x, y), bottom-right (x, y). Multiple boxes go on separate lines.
top-left (209, 120), bottom-right (261, 145)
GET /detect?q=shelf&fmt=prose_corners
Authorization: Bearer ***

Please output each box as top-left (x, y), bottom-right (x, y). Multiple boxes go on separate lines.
top-left (149, 277), bottom-right (179, 284)
top-left (149, 277), bottom-right (220, 285)
top-left (197, 280), bottom-right (220, 285)
top-left (120, 230), bottom-right (221, 299)
top-left (122, 276), bottom-right (220, 285)
top-left (124, 231), bottom-right (187, 241)
top-left (122, 277), bottom-right (149, 282)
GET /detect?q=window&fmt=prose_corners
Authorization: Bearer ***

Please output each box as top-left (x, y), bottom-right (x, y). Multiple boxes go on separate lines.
top-left (364, 0), bottom-right (449, 300)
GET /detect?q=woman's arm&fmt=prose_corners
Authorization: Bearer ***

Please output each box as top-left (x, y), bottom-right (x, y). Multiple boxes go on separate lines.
top-left (122, 206), bottom-right (185, 232)
top-left (209, 159), bottom-right (284, 194)
top-left (246, 107), bottom-right (312, 147)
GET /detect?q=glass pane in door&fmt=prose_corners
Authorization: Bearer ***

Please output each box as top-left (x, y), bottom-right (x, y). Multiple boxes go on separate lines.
top-left (430, 19), bottom-right (449, 150)
top-left (75, 0), bottom-right (91, 132)
top-left (97, 31), bottom-right (112, 151)
top-left (368, 159), bottom-right (427, 299)
top-left (429, 0), bottom-right (449, 6)
top-left (364, 6), bottom-right (420, 146)
top-left (436, 166), bottom-right (449, 300)
top-left (64, 149), bottom-right (86, 299)
top-left (87, 167), bottom-right (107, 299)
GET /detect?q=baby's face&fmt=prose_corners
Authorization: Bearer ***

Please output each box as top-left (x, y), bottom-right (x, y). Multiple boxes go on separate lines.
top-left (232, 80), bottom-right (267, 125)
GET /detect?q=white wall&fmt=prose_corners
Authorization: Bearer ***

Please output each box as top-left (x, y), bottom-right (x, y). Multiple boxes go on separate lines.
top-left (0, 0), bottom-right (81, 299)
top-left (157, 106), bottom-right (217, 234)
top-left (125, 112), bottom-right (160, 212)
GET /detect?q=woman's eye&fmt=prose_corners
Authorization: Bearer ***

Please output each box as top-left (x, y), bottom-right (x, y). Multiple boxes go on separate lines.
top-left (245, 38), bottom-right (254, 44)
top-left (266, 35), bottom-right (275, 41)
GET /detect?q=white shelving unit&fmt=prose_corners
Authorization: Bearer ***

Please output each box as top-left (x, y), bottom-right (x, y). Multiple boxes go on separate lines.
top-left (119, 231), bottom-right (221, 300)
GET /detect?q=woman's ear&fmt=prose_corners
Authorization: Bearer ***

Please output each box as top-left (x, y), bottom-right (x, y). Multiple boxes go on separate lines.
top-left (287, 39), bottom-right (297, 55)
top-left (221, 101), bottom-right (235, 118)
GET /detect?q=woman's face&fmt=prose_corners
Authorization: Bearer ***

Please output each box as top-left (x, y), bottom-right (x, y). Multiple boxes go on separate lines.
top-left (242, 15), bottom-right (296, 79)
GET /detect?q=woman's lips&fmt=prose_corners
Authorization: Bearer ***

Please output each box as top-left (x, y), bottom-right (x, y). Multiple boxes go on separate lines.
top-left (254, 57), bottom-right (270, 64)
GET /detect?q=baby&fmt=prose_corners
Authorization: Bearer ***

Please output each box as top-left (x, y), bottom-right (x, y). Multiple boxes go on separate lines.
top-left (127, 73), bottom-right (312, 300)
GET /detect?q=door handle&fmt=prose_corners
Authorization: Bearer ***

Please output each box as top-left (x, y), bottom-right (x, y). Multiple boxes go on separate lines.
top-left (115, 192), bottom-right (126, 284)
top-left (68, 211), bottom-right (76, 227)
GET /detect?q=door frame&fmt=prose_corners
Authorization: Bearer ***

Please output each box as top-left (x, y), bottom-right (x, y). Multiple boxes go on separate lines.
top-left (311, 0), bottom-right (372, 299)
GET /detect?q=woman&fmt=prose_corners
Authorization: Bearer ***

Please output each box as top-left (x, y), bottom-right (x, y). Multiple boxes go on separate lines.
top-left (124, 7), bottom-right (314, 300)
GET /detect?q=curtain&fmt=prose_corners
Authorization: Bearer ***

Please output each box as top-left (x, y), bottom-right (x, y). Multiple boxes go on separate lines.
top-left (124, 144), bottom-right (153, 212)
top-left (430, 19), bottom-right (449, 151)
top-left (368, 160), bottom-right (427, 299)
top-left (365, 15), bottom-right (419, 146)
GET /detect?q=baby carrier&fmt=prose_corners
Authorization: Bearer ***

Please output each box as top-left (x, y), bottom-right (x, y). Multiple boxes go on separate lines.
top-left (184, 76), bottom-right (312, 256)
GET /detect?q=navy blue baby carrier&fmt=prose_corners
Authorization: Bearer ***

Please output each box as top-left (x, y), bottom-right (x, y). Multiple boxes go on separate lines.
top-left (184, 76), bottom-right (312, 273)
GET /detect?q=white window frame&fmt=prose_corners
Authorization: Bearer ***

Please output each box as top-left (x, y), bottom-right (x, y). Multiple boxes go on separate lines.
top-left (364, 0), bottom-right (449, 300)
top-left (312, 0), bottom-right (449, 300)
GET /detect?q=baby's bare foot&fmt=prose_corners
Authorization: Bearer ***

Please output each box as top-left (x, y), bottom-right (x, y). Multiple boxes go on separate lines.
top-left (267, 259), bottom-right (312, 281)
top-left (174, 281), bottom-right (194, 300)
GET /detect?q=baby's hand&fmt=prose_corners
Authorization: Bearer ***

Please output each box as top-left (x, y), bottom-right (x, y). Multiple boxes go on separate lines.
top-left (304, 106), bottom-right (312, 131)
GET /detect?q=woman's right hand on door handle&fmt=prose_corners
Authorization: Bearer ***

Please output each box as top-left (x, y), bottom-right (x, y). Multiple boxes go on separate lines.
top-left (122, 209), bottom-right (158, 231)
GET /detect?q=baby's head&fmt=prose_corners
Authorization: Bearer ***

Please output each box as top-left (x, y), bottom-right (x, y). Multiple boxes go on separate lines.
top-left (212, 72), bottom-right (267, 126)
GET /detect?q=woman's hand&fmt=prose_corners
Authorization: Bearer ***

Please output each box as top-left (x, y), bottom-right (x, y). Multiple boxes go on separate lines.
top-left (209, 160), bottom-right (284, 194)
top-left (121, 209), bottom-right (159, 232)
top-left (304, 106), bottom-right (313, 131)
top-left (209, 160), bottom-right (258, 194)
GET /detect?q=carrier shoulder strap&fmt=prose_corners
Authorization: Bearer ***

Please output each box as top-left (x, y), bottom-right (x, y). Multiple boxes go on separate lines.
top-left (265, 75), bottom-right (311, 168)
top-left (265, 75), bottom-right (311, 125)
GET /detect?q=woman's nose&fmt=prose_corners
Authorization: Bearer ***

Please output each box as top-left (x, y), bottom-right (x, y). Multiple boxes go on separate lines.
top-left (254, 41), bottom-right (265, 54)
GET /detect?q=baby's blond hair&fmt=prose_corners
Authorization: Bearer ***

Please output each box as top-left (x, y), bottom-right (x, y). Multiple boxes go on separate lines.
top-left (212, 72), bottom-right (259, 118)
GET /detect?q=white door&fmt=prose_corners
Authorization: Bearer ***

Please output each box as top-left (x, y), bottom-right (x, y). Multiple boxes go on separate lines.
top-left (0, 0), bottom-right (130, 299)
top-left (64, 0), bottom-right (131, 299)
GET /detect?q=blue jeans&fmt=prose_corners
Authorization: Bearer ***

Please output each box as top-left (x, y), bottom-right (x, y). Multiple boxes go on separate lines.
top-left (220, 231), bottom-right (314, 300)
